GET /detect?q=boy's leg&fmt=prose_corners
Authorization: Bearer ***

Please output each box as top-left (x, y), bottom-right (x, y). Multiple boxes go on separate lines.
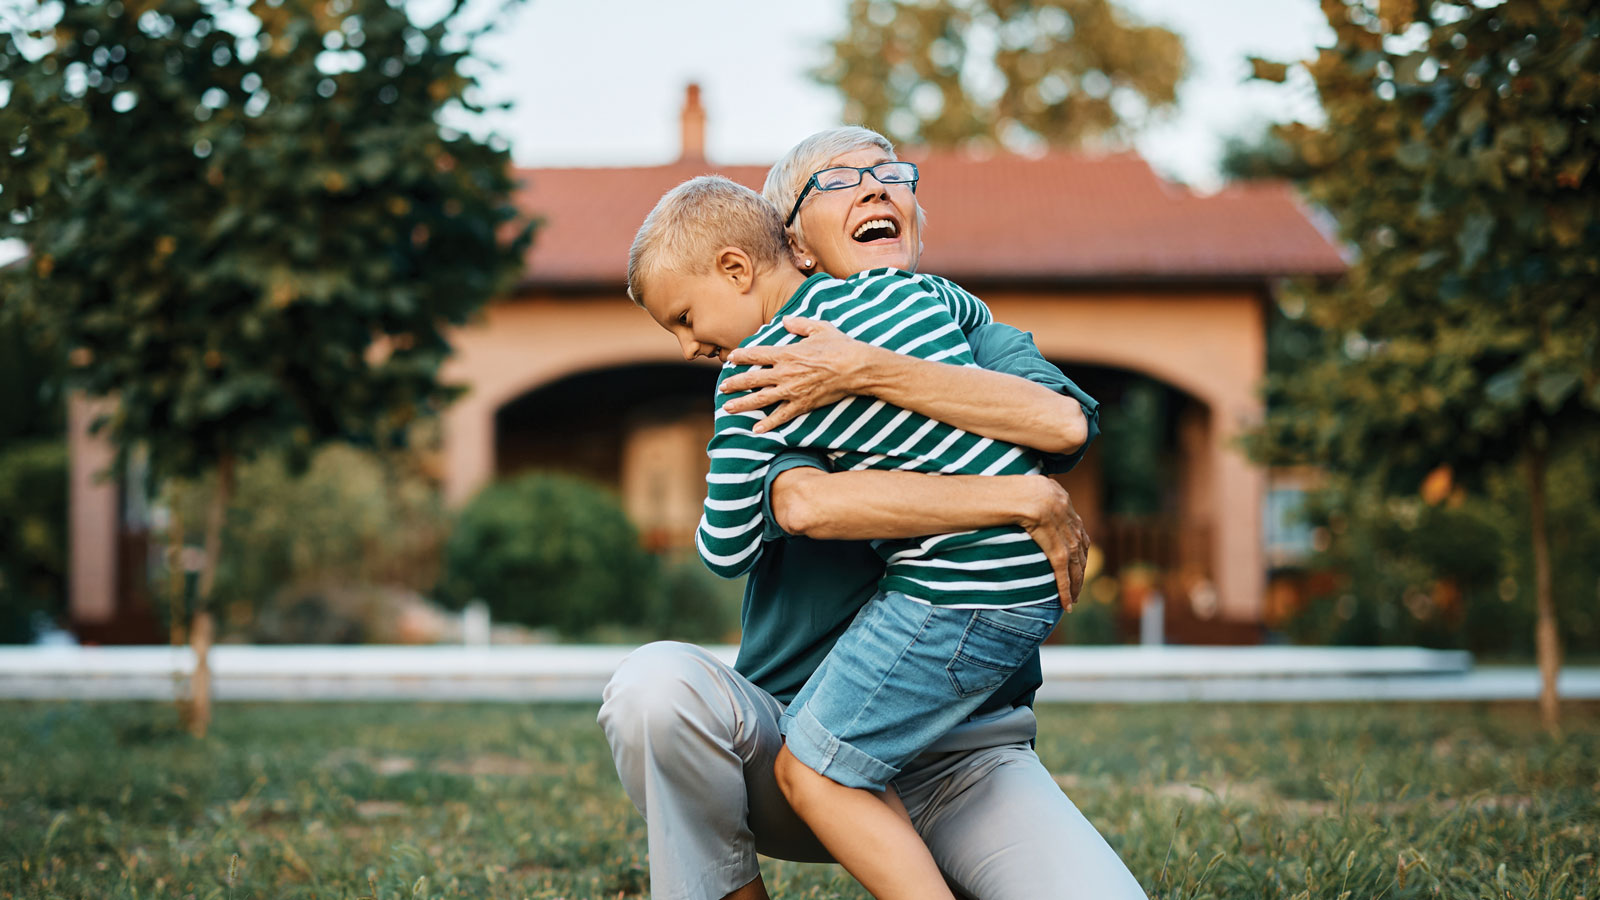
top-left (598, 642), bottom-right (831, 900)
top-left (900, 741), bottom-right (1147, 900)
top-left (776, 596), bottom-right (1059, 900)
top-left (773, 743), bottom-right (956, 900)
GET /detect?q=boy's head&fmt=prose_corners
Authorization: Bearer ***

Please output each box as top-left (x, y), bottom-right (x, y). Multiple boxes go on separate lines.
top-left (628, 176), bottom-right (796, 362)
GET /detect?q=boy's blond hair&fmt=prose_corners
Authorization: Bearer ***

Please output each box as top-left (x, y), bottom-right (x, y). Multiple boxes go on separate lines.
top-left (627, 176), bottom-right (792, 307)
top-left (762, 126), bottom-right (927, 251)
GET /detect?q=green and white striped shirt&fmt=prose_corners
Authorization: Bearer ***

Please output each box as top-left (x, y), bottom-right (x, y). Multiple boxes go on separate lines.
top-left (698, 268), bottom-right (1058, 608)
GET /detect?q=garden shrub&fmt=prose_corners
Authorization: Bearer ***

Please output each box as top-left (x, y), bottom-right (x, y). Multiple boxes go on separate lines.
top-left (437, 473), bottom-right (658, 637)
top-left (166, 442), bottom-right (448, 636)
top-left (0, 440), bottom-right (68, 643)
top-left (642, 556), bottom-right (742, 643)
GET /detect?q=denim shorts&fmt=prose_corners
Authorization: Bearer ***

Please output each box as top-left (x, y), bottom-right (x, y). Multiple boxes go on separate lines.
top-left (779, 590), bottom-right (1062, 791)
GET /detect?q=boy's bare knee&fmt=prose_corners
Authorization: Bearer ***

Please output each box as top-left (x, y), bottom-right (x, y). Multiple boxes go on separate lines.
top-left (774, 743), bottom-right (828, 811)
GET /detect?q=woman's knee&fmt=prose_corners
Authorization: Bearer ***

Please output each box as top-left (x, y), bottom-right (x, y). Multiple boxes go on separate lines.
top-left (598, 641), bottom-right (734, 749)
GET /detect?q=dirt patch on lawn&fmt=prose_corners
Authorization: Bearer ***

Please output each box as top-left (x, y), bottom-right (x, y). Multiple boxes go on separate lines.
top-left (431, 753), bottom-right (566, 777)
top-left (325, 751), bottom-right (568, 779)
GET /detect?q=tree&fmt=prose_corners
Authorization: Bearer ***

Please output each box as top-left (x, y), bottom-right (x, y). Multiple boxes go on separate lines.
top-left (817, 0), bottom-right (1185, 150)
top-left (1247, 0), bottom-right (1600, 732)
top-left (1218, 124), bottom-right (1318, 183)
top-left (1, 0), bottom-right (531, 733)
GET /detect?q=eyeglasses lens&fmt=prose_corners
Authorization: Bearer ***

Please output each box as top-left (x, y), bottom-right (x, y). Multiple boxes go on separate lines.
top-left (815, 163), bottom-right (918, 191)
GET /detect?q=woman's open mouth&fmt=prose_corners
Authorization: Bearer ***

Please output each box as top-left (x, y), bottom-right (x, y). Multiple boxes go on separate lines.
top-left (851, 218), bottom-right (900, 243)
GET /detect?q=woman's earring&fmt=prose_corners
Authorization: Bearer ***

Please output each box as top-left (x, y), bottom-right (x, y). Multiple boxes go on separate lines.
top-left (803, 258), bottom-right (814, 269)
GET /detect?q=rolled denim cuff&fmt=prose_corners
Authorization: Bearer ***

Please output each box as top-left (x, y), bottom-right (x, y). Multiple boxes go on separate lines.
top-left (784, 702), bottom-right (900, 791)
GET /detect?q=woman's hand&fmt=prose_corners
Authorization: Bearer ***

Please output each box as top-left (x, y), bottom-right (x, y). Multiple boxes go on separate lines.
top-left (1018, 477), bottom-right (1090, 610)
top-left (721, 317), bottom-right (885, 433)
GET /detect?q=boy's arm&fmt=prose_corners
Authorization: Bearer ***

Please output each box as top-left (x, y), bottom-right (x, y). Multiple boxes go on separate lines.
top-left (696, 388), bottom-right (785, 578)
top-left (918, 273), bottom-right (994, 335)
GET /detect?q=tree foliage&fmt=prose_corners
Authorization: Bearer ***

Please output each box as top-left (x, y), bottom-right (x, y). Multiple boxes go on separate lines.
top-left (1248, 0), bottom-right (1600, 729)
top-left (1, 0), bottom-right (531, 482)
top-left (817, 0), bottom-right (1185, 150)
top-left (1, 0), bottom-right (529, 729)
top-left (1251, 0), bottom-right (1598, 481)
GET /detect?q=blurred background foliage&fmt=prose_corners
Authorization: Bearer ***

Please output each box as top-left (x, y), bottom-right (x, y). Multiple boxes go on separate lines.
top-left (1283, 441), bottom-right (1600, 658)
top-left (1237, 0), bottom-right (1599, 708)
top-left (818, 0), bottom-right (1186, 151)
top-left (0, 312), bottom-right (66, 644)
top-left (2, 0), bottom-right (534, 483)
top-left (154, 461), bottom-right (740, 644)
top-left (162, 437), bottom-right (448, 642)
top-left (436, 472), bottom-right (738, 643)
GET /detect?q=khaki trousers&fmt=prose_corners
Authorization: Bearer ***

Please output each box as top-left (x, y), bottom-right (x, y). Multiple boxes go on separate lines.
top-left (598, 641), bottom-right (1146, 900)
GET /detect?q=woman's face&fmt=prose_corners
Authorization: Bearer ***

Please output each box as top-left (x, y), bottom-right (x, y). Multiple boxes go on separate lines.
top-left (791, 146), bottom-right (923, 278)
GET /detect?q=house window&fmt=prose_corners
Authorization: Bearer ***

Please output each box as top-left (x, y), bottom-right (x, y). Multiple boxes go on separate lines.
top-left (1264, 486), bottom-right (1314, 568)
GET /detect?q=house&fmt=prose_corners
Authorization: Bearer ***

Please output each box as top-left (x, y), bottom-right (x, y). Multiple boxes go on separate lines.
top-left (67, 86), bottom-right (1344, 642)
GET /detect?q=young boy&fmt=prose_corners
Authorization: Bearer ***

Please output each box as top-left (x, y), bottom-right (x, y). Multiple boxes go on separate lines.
top-left (627, 175), bottom-right (1063, 900)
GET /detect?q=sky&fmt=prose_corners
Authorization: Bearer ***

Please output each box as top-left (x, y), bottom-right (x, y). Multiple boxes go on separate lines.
top-left (462, 0), bottom-right (1334, 190)
top-left (0, 0), bottom-right (1334, 268)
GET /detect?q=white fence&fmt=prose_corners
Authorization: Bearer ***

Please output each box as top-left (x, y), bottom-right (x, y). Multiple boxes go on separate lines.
top-left (3, 644), bottom-right (1596, 703)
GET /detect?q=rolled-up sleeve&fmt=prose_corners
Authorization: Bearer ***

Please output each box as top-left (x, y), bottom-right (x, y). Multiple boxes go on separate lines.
top-left (758, 450), bottom-right (832, 540)
top-left (966, 322), bottom-right (1100, 474)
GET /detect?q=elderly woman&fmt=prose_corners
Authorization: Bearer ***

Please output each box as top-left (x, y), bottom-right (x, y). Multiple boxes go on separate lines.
top-left (599, 127), bottom-right (1143, 900)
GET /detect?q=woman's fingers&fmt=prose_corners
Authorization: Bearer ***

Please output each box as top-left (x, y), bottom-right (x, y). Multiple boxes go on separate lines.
top-left (1034, 528), bottom-right (1076, 610)
top-left (1025, 477), bottom-right (1087, 611)
top-left (1066, 521), bottom-right (1089, 608)
top-left (726, 345), bottom-right (782, 367)
top-left (720, 367), bottom-right (781, 395)
top-left (781, 315), bottom-right (834, 337)
top-left (722, 387), bottom-right (785, 415)
top-left (752, 401), bottom-right (801, 434)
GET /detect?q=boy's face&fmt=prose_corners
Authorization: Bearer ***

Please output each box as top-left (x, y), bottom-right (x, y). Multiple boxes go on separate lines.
top-left (638, 264), bottom-right (768, 363)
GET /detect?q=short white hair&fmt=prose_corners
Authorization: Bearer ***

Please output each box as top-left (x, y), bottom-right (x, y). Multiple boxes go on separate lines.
top-left (627, 175), bottom-right (791, 308)
top-left (762, 126), bottom-right (927, 253)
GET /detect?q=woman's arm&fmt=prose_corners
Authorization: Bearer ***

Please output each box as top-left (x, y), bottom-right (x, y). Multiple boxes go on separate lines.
top-left (723, 317), bottom-right (1087, 454)
top-left (772, 467), bottom-right (1090, 605)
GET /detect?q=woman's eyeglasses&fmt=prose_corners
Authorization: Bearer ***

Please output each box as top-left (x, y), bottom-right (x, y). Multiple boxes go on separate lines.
top-left (785, 162), bottom-right (919, 227)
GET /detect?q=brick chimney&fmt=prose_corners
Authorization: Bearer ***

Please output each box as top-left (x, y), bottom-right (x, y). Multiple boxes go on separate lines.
top-left (680, 83), bottom-right (706, 163)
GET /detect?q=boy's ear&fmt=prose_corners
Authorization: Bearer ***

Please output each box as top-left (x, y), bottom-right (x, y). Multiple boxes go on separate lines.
top-left (714, 247), bottom-right (757, 293)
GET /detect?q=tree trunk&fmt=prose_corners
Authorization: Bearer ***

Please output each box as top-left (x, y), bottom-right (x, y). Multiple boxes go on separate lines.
top-left (1527, 443), bottom-right (1561, 735)
top-left (166, 494), bottom-right (189, 724)
top-left (166, 498), bottom-right (186, 647)
top-left (186, 451), bottom-right (234, 739)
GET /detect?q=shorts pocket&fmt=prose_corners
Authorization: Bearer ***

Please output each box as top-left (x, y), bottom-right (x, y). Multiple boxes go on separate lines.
top-left (945, 604), bottom-right (1063, 698)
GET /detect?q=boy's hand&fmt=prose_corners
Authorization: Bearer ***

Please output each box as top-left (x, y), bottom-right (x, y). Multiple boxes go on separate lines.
top-left (721, 317), bottom-right (879, 433)
top-left (1018, 477), bottom-right (1089, 610)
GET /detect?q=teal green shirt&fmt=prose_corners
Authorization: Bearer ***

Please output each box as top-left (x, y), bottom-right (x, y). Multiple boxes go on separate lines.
top-left (734, 321), bottom-right (1100, 707)
top-left (699, 269), bottom-right (1058, 607)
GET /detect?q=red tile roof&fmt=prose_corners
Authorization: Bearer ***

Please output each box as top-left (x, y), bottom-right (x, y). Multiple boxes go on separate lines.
top-left (510, 150), bottom-right (1344, 290)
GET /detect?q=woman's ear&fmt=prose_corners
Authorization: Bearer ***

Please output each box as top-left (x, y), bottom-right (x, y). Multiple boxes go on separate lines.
top-left (788, 235), bottom-right (816, 273)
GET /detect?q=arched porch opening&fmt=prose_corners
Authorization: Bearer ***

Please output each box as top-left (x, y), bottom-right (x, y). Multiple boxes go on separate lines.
top-left (1051, 364), bottom-right (1259, 642)
top-left (491, 362), bottom-right (718, 551)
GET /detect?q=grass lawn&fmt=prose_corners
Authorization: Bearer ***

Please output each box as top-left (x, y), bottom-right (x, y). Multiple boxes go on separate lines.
top-left (2, 700), bottom-right (1596, 899)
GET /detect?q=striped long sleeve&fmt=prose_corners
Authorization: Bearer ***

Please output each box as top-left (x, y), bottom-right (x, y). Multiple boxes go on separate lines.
top-left (696, 268), bottom-right (1057, 608)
